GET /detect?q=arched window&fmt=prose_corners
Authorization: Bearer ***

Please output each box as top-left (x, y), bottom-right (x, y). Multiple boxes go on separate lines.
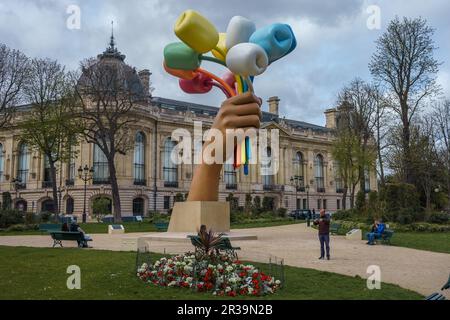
top-left (15, 199), bottom-right (27, 212)
top-left (163, 138), bottom-right (178, 187)
top-left (132, 197), bottom-right (145, 216)
top-left (0, 143), bottom-right (4, 182)
top-left (93, 144), bottom-right (109, 184)
top-left (314, 154), bottom-right (325, 192)
top-left (292, 151), bottom-right (305, 190)
top-left (17, 143), bottom-right (29, 186)
top-left (66, 197), bottom-right (74, 215)
top-left (224, 163), bottom-right (237, 190)
top-left (41, 199), bottom-right (55, 213)
top-left (134, 132), bottom-right (146, 185)
top-left (262, 147), bottom-right (274, 189)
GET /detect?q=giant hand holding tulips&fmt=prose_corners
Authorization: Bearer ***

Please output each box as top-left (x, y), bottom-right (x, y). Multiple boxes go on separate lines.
top-left (163, 9), bottom-right (297, 173)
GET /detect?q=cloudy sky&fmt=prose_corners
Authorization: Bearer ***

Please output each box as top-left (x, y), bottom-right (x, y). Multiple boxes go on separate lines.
top-left (1, 0), bottom-right (449, 126)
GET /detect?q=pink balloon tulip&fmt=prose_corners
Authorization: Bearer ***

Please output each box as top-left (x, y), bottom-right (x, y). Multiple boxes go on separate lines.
top-left (222, 72), bottom-right (237, 91)
top-left (179, 72), bottom-right (213, 94)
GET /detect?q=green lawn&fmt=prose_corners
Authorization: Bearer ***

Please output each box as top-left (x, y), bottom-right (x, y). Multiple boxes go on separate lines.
top-left (0, 246), bottom-right (422, 300)
top-left (390, 232), bottom-right (450, 254)
top-left (0, 219), bottom-right (303, 236)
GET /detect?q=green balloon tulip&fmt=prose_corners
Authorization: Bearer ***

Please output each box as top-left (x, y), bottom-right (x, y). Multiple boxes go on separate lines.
top-left (163, 42), bottom-right (201, 70)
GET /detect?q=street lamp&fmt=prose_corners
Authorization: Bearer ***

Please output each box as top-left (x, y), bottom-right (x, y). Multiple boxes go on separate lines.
top-left (305, 184), bottom-right (310, 210)
top-left (290, 175), bottom-right (302, 210)
top-left (78, 165), bottom-right (94, 223)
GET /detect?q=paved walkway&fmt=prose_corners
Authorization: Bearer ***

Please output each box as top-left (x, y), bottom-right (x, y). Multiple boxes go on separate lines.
top-left (1, 224), bottom-right (449, 297)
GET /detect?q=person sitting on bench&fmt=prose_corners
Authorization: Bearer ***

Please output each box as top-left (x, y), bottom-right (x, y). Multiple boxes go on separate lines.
top-left (61, 222), bottom-right (69, 232)
top-left (367, 220), bottom-right (385, 245)
top-left (70, 221), bottom-right (92, 248)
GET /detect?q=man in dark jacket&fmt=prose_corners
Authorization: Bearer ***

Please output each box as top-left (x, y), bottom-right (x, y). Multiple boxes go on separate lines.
top-left (313, 209), bottom-right (331, 260)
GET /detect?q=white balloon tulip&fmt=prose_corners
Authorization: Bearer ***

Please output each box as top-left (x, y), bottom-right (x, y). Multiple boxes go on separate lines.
top-left (226, 43), bottom-right (269, 77)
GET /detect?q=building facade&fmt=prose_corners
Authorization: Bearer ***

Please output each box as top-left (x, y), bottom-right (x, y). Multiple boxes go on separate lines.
top-left (0, 41), bottom-right (376, 218)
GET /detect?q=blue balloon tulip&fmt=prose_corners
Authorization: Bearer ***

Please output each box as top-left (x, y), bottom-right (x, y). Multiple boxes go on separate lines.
top-left (249, 23), bottom-right (297, 63)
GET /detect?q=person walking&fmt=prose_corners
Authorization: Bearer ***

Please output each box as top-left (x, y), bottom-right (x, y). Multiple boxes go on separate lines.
top-left (313, 209), bottom-right (331, 260)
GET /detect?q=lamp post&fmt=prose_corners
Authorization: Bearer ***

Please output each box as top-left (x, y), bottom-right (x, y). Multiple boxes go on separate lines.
top-left (290, 175), bottom-right (301, 210)
top-left (78, 165), bottom-right (94, 223)
top-left (305, 184), bottom-right (310, 210)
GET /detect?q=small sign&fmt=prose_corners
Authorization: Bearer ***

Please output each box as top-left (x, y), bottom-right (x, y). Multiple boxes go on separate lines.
top-left (135, 216), bottom-right (143, 222)
top-left (108, 224), bottom-right (125, 234)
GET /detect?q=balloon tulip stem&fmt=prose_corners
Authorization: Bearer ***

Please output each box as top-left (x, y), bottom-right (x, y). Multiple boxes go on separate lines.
top-left (201, 55), bottom-right (227, 67)
top-left (196, 68), bottom-right (236, 97)
top-left (245, 76), bottom-right (254, 93)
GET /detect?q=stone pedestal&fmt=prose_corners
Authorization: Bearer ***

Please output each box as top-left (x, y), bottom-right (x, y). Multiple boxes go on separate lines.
top-left (108, 224), bottom-right (124, 234)
top-left (168, 201), bottom-right (230, 233)
top-left (345, 228), bottom-right (362, 241)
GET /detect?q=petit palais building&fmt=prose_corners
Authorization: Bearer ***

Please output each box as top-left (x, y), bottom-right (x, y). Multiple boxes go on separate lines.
top-left (0, 41), bottom-right (376, 219)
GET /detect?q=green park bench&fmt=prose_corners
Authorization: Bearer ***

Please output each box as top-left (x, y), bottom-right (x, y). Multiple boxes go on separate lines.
top-left (39, 223), bottom-right (61, 233)
top-left (154, 222), bottom-right (169, 231)
top-left (377, 229), bottom-right (394, 245)
top-left (330, 223), bottom-right (341, 235)
top-left (425, 273), bottom-right (449, 300)
top-left (49, 231), bottom-right (91, 248)
top-left (189, 235), bottom-right (241, 259)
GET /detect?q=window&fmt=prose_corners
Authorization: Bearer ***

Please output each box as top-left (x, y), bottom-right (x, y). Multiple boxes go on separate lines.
top-left (41, 199), bottom-right (55, 213)
top-left (317, 199), bottom-right (321, 210)
top-left (315, 154), bottom-right (325, 192)
top-left (17, 143), bottom-right (29, 187)
top-left (262, 147), bottom-right (274, 189)
top-left (163, 196), bottom-right (171, 210)
top-left (43, 155), bottom-right (52, 188)
top-left (132, 197), bottom-right (145, 216)
top-left (67, 145), bottom-right (76, 185)
top-left (224, 163), bottom-right (237, 189)
top-left (302, 198), bottom-right (307, 210)
top-left (337, 199), bottom-right (341, 210)
top-left (334, 161), bottom-right (343, 193)
top-left (66, 197), bottom-right (74, 215)
top-left (323, 199), bottom-right (327, 210)
top-left (134, 132), bottom-right (146, 185)
top-left (364, 167), bottom-right (370, 193)
top-left (293, 151), bottom-right (305, 190)
top-left (0, 143), bottom-right (3, 182)
top-left (15, 199), bottom-right (27, 211)
top-left (296, 198), bottom-right (300, 210)
top-left (93, 143), bottom-right (109, 184)
top-left (163, 138), bottom-right (178, 187)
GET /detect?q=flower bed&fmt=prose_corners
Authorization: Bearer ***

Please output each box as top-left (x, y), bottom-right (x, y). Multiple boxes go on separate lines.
top-left (137, 252), bottom-right (281, 296)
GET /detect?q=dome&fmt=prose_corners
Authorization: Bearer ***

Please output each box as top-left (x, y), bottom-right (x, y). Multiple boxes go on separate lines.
top-left (77, 33), bottom-right (147, 101)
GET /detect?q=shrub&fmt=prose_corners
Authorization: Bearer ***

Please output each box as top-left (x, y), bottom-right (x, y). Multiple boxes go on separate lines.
top-left (39, 211), bottom-right (52, 223)
top-left (6, 224), bottom-right (38, 232)
top-left (226, 193), bottom-right (239, 211)
top-left (0, 209), bottom-right (24, 228)
top-left (262, 197), bottom-right (275, 212)
top-left (379, 183), bottom-right (421, 214)
top-left (427, 212), bottom-right (449, 224)
top-left (276, 208), bottom-right (287, 218)
top-left (2, 192), bottom-right (12, 210)
top-left (252, 196), bottom-right (262, 215)
top-left (355, 190), bottom-right (366, 212)
top-left (24, 212), bottom-right (35, 225)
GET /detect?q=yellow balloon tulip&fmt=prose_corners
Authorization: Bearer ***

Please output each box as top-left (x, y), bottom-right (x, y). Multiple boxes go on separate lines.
top-left (174, 9), bottom-right (219, 54)
top-left (211, 33), bottom-right (227, 61)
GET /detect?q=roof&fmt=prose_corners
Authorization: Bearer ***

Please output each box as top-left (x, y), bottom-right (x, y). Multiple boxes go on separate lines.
top-left (151, 97), bottom-right (329, 132)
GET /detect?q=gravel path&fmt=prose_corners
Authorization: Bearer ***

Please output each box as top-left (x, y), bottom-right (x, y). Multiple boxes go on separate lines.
top-left (1, 223), bottom-right (449, 297)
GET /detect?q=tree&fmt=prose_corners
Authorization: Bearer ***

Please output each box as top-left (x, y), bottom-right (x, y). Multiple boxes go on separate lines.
top-left (20, 58), bottom-right (81, 214)
top-left (432, 100), bottom-right (450, 211)
top-left (370, 17), bottom-right (441, 185)
top-left (336, 78), bottom-right (378, 192)
top-left (0, 44), bottom-right (29, 128)
top-left (74, 56), bottom-right (148, 223)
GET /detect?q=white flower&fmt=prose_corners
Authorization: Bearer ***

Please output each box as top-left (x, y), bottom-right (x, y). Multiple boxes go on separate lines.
top-left (185, 277), bottom-right (193, 283)
top-left (226, 266), bottom-right (234, 272)
top-left (168, 281), bottom-right (177, 287)
top-left (275, 280), bottom-right (281, 285)
top-left (225, 286), bottom-right (231, 292)
top-left (248, 287), bottom-right (254, 294)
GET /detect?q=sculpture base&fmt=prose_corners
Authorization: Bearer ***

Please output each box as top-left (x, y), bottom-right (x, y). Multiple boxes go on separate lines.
top-left (168, 201), bottom-right (230, 233)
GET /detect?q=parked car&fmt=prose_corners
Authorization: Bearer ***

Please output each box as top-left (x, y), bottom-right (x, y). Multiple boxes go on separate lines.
top-left (289, 209), bottom-right (311, 220)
